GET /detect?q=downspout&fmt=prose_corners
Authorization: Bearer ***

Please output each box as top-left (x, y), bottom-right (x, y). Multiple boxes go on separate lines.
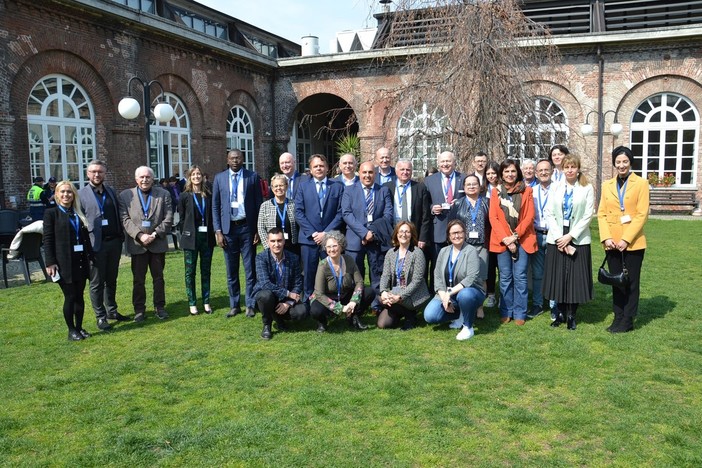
top-left (596, 45), bottom-right (605, 200)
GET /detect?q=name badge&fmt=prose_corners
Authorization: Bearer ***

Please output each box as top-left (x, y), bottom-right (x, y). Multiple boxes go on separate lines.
top-left (563, 219), bottom-right (570, 227)
top-left (468, 231), bottom-right (479, 239)
top-left (320, 211), bottom-right (324, 218)
top-left (441, 203), bottom-right (451, 210)
top-left (73, 245), bottom-right (84, 252)
top-left (539, 220), bottom-right (547, 229)
top-left (101, 219), bottom-right (109, 226)
top-left (198, 226), bottom-right (208, 233)
top-left (141, 220), bottom-right (151, 228)
top-left (367, 214), bottom-right (373, 223)
top-left (284, 232), bottom-right (289, 240)
top-left (620, 214), bottom-right (632, 224)
top-left (231, 201), bottom-right (239, 209)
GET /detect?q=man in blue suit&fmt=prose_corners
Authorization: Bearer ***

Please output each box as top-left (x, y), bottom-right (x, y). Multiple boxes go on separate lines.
top-left (342, 160), bottom-right (394, 313)
top-left (278, 152), bottom-right (305, 200)
top-left (212, 149), bottom-right (263, 318)
top-left (294, 154), bottom-right (344, 301)
top-left (374, 147), bottom-right (396, 185)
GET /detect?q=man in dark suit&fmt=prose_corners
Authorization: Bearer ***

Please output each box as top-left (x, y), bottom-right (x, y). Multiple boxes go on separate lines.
top-left (119, 166), bottom-right (173, 322)
top-left (336, 153), bottom-right (359, 187)
top-left (251, 228), bottom-right (308, 340)
top-left (342, 161), bottom-right (394, 313)
top-left (374, 147), bottom-right (396, 185)
top-left (212, 149), bottom-right (263, 318)
top-left (78, 159), bottom-right (127, 330)
top-left (383, 159), bottom-right (431, 249)
top-left (294, 154), bottom-right (344, 301)
top-left (278, 152), bottom-right (305, 200)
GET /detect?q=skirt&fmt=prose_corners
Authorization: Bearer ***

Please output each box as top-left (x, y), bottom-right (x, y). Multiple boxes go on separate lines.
top-left (541, 242), bottom-right (593, 304)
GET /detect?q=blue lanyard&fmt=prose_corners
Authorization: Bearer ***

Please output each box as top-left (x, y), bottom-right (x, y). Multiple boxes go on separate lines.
top-left (447, 248), bottom-right (462, 287)
top-left (443, 172), bottom-right (455, 199)
top-left (468, 196), bottom-right (482, 226)
top-left (563, 186), bottom-right (574, 220)
top-left (93, 190), bottom-right (106, 216)
top-left (327, 256), bottom-right (343, 301)
top-left (380, 172), bottom-right (391, 184)
top-left (397, 183), bottom-right (409, 208)
top-left (137, 190), bottom-right (151, 218)
top-left (617, 178), bottom-right (628, 211)
top-left (553, 169), bottom-right (563, 182)
top-left (395, 252), bottom-right (406, 286)
top-left (538, 186), bottom-right (549, 220)
top-left (274, 198), bottom-right (288, 226)
top-left (193, 193), bottom-right (206, 225)
top-left (57, 205), bottom-right (80, 243)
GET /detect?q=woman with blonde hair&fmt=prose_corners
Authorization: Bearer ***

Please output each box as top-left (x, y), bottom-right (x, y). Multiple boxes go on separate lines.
top-left (257, 174), bottom-right (299, 254)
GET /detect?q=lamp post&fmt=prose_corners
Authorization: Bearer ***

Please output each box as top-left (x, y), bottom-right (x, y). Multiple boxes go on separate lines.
top-left (118, 77), bottom-right (174, 166)
top-left (581, 109), bottom-right (622, 197)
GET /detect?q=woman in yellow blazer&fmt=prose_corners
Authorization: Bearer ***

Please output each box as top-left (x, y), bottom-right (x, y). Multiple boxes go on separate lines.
top-left (597, 146), bottom-right (649, 333)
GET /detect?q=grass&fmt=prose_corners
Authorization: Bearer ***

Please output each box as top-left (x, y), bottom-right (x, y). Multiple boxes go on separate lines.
top-left (1, 218), bottom-right (701, 466)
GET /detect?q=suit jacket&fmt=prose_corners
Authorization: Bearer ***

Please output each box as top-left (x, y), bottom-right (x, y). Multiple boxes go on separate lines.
top-left (336, 174), bottom-right (359, 187)
top-left (433, 243), bottom-right (484, 294)
top-left (119, 186), bottom-right (173, 255)
top-left (544, 182), bottom-right (594, 246)
top-left (257, 198), bottom-right (299, 248)
top-left (379, 245), bottom-right (431, 309)
top-left (488, 185), bottom-right (537, 254)
top-left (212, 167), bottom-right (263, 235)
top-left (375, 166), bottom-right (397, 185)
top-left (342, 182), bottom-right (394, 252)
top-left (78, 183), bottom-right (123, 252)
top-left (424, 170), bottom-right (466, 243)
top-left (250, 249), bottom-right (303, 300)
top-left (42, 206), bottom-right (93, 283)
top-left (384, 180), bottom-right (431, 244)
top-left (597, 173), bottom-right (649, 250)
top-left (294, 177), bottom-right (344, 245)
top-left (177, 191), bottom-right (215, 250)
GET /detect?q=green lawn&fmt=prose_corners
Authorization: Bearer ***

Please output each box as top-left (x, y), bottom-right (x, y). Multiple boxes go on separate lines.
top-left (1, 219), bottom-right (701, 466)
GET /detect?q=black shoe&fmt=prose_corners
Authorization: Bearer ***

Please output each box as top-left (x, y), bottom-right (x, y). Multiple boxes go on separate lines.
top-left (107, 312), bottom-right (129, 322)
top-left (79, 329), bottom-right (92, 338)
top-left (566, 315), bottom-right (577, 330)
top-left (68, 329), bottom-right (83, 341)
top-left (610, 316), bottom-right (634, 333)
top-left (261, 324), bottom-right (272, 340)
top-left (246, 307), bottom-right (256, 318)
top-left (349, 315), bottom-right (368, 330)
top-left (96, 318), bottom-right (112, 330)
top-left (606, 314), bottom-right (622, 332)
top-left (134, 312), bottom-right (145, 323)
top-left (316, 321), bottom-right (327, 333)
top-left (274, 320), bottom-right (289, 332)
top-left (226, 307), bottom-right (240, 318)
top-left (550, 312), bottom-right (564, 328)
top-left (400, 322), bottom-right (416, 331)
top-left (155, 308), bottom-right (169, 320)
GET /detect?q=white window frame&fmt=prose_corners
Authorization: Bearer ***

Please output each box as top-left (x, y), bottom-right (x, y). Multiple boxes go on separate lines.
top-left (397, 103), bottom-right (450, 179)
top-left (151, 92), bottom-right (191, 180)
top-left (226, 106), bottom-right (254, 171)
top-left (507, 97), bottom-right (568, 161)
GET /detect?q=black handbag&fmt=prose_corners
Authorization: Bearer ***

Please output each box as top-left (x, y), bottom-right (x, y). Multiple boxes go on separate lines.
top-left (598, 251), bottom-right (629, 290)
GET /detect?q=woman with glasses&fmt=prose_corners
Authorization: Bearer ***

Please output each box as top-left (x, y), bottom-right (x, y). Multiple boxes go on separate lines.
top-left (257, 174), bottom-right (299, 255)
top-left (424, 219), bottom-right (486, 341)
top-left (309, 230), bottom-right (375, 332)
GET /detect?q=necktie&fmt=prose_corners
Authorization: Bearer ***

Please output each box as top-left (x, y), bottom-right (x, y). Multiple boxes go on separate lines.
top-left (231, 173), bottom-right (239, 216)
top-left (287, 176), bottom-right (293, 199)
top-left (366, 187), bottom-right (374, 215)
top-left (400, 185), bottom-right (409, 221)
top-left (446, 176), bottom-right (453, 204)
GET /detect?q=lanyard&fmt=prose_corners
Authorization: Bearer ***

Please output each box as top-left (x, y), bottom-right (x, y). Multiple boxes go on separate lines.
top-left (58, 205), bottom-right (80, 243)
top-left (327, 256), bottom-right (343, 301)
top-left (447, 248), bottom-right (462, 287)
top-left (563, 186), bottom-right (574, 219)
top-left (395, 252), bottom-right (406, 286)
top-left (193, 193), bottom-right (206, 225)
top-left (137, 190), bottom-right (151, 218)
top-left (443, 172), bottom-right (455, 200)
top-left (538, 186), bottom-right (549, 221)
top-left (468, 196), bottom-right (482, 226)
top-left (617, 178), bottom-right (628, 211)
top-left (553, 169), bottom-right (563, 182)
top-left (397, 183), bottom-right (409, 208)
top-left (274, 198), bottom-right (288, 226)
top-left (93, 190), bottom-right (106, 216)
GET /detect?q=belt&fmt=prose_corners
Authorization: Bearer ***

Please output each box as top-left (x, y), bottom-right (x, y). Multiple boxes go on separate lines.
top-left (535, 229), bottom-right (548, 234)
top-left (231, 218), bottom-right (247, 227)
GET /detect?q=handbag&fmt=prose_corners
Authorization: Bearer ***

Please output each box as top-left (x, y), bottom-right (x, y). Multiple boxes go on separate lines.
top-left (598, 251), bottom-right (629, 290)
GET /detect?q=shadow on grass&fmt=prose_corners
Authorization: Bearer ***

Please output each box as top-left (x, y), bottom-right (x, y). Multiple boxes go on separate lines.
top-left (638, 295), bottom-right (675, 327)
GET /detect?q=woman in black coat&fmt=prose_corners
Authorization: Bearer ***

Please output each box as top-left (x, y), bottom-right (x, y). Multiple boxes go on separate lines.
top-left (43, 180), bottom-right (93, 341)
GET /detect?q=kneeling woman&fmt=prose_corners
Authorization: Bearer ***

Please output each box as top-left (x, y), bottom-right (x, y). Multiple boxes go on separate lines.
top-left (377, 221), bottom-right (431, 330)
top-left (424, 220), bottom-right (486, 341)
top-left (310, 230), bottom-right (375, 332)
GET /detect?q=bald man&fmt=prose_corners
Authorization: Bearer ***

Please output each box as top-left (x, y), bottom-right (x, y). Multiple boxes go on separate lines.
top-left (374, 147), bottom-right (396, 185)
top-left (278, 152), bottom-right (305, 200)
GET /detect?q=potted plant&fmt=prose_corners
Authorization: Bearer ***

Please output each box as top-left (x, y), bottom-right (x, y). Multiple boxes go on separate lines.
top-left (662, 172), bottom-right (676, 186)
top-left (335, 133), bottom-right (360, 159)
top-left (647, 172), bottom-right (660, 186)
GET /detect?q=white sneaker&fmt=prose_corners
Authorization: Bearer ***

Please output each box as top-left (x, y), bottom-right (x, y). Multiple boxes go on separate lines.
top-left (449, 317), bottom-right (463, 329)
top-left (485, 294), bottom-right (496, 308)
top-left (456, 326), bottom-right (475, 341)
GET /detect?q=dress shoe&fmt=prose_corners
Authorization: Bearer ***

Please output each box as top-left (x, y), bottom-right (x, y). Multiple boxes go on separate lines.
top-left (67, 329), bottom-right (83, 341)
top-left (107, 312), bottom-right (129, 321)
top-left (514, 319), bottom-right (526, 326)
top-left (134, 312), bottom-right (145, 323)
top-left (349, 315), bottom-right (368, 330)
top-left (79, 329), bottom-right (92, 338)
top-left (261, 324), bottom-right (272, 340)
top-left (609, 316), bottom-right (634, 333)
top-left (606, 314), bottom-right (622, 332)
top-left (550, 312), bottom-right (565, 328)
top-left (566, 315), bottom-right (577, 330)
top-left (96, 318), bottom-right (112, 330)
top-left (155, 308), bottom-right (169, 320)
top-left (316, 321), bottom-right (327, 333)
top-left (226, 307), bottom-right (240, 318)
top-left (203, 305), bottom-right (213, 314)
top-left (246, 307), bottom-right (256, 318)
top-left (500, 317), bottom-right (511, 324)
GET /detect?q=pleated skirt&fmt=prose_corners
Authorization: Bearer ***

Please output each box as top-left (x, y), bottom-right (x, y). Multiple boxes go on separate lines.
top-left (541, 243), bottom-right (593, 304)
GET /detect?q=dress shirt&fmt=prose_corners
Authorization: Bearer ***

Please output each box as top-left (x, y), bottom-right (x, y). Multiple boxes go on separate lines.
top-left (229, 168), bottom-right (246, 220)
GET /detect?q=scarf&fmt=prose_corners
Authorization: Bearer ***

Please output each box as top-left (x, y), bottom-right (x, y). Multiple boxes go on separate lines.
top-left (498, 181), bottom-right (526, 232)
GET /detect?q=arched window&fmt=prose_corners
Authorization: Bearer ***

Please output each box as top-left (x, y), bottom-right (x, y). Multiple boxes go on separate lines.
top-left (226, 106), bottom-right (254, 170)
top-left (507, 97), bottom-right (568, 160)
top-left (630, 93), bottom-right (698, 187)
top-left (293, 113), bottom-right (312, 174)
top-left (27, 75), bottom-right (96, 185)
top-left (397, 104), bottom-right (450, 178)
top-left (151, 92), bottom-right (191, 179)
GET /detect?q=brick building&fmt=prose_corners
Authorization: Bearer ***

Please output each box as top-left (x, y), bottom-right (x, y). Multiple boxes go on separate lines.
top-left (1, 0), bottom-right (701, 212)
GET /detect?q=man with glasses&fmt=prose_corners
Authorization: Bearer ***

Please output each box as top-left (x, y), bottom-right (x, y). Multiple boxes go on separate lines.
top-left (471, 151), bottom-right (488, 186)
top-left (383, 159), bottom-right (431, 249)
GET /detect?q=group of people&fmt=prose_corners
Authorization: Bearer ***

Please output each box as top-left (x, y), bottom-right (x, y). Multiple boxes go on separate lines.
top-left (26, 175), bottom-right (59, 221)
top-left (41, 144), bottom-right (648, 342)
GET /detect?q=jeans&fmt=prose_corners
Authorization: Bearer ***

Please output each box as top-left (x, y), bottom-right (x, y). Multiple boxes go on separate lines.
top-left (423, 287), bottom-right (485, 329)
top-left (497, 245), bottom-right (529, 320)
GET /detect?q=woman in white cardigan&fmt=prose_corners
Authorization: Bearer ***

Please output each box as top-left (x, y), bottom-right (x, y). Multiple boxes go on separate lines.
top-left (541, 154), bottom-right (594, 330)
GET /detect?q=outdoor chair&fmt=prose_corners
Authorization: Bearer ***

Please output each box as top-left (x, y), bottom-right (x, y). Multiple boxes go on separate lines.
top-left (0, 209), bottom-right (21, 249)
top-left (2, 232), bottom-right (49, 288)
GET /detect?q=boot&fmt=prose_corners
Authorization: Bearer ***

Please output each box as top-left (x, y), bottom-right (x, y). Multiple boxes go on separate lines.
top-left (606, 312), bottom-right (622, 332)
top-left (550, 310), bottom-right (564, 327)
top-left (610, 315), bottom-right (634, 333)
top-left (566, 311), bottom-right (576, 330)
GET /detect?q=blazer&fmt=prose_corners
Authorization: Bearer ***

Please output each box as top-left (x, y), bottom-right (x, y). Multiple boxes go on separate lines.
top-left (379, 245), bottom-right (431, 310)
top-left (177, 191), bottom-right (216, 251)
top-left (597, 172), bottom-right (649, 251)
top-left (250, 249), bottom-right (303, 300)
top-left (294, 177), bottom-right (344, 246)
top-left (257, 198), bottom-right (299, 248)
top-left (212, 167), bottom-right (263, 236)
top-left (336, 174), bottom-right (359, 187)
top-left (488, 185), bottom-right (537, 254)
top-left (78, 183), bottom-right (123, 252)
top-left (312, 254), bottom-right (364, 313)
top-left (42, 206), bottom-right (93, 284)
top-left (119, 186), bottom-right (173, 255)
top-left (424, 170), bottom-right (466, 243)
top-left (375, 166), bottom-right (397, 186)
top-left (433, 243), bottom-right (484, 295)
top-left (383, 180), bottom-right (432, 244)
top-left (544, 182), bottom-right (594, 246)
top-left (341, 182), bottom-right (394, 252)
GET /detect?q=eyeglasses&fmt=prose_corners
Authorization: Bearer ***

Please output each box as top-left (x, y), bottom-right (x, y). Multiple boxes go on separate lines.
top-left (449, 231), bottom-right (465, 237)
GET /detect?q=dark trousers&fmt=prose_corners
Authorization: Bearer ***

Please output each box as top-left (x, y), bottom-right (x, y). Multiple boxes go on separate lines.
top-left (301, 243), bottom-right (325, 301)
top-left (377, 303), bottom-right (417, 329)
top-left (487, 251), bottom-right (498, 295)
top-left (58, 275), bottom-right (87, 332)
top-left (309, 286), bottom-right (376, 324)
top-left (130, 251), bottom-right (166, 313)
top-left (88, 237), bottom-right (122, 319)
top-left (222, 222), bottom-right (256, 308)
top-left (255, 290), bottom-right (309, 326)
top-left (184, 232), bottom-right (214, 306)
top-left (348, 243), bottom-right (385, 311)
top-left (607, 249), bottom-right (645, 318)
top-left (429, 242), bottom-right (447, 291)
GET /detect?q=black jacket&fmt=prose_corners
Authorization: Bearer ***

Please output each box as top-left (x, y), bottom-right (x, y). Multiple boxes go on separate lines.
top-left (177, 191), bottom-right (216, 250)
